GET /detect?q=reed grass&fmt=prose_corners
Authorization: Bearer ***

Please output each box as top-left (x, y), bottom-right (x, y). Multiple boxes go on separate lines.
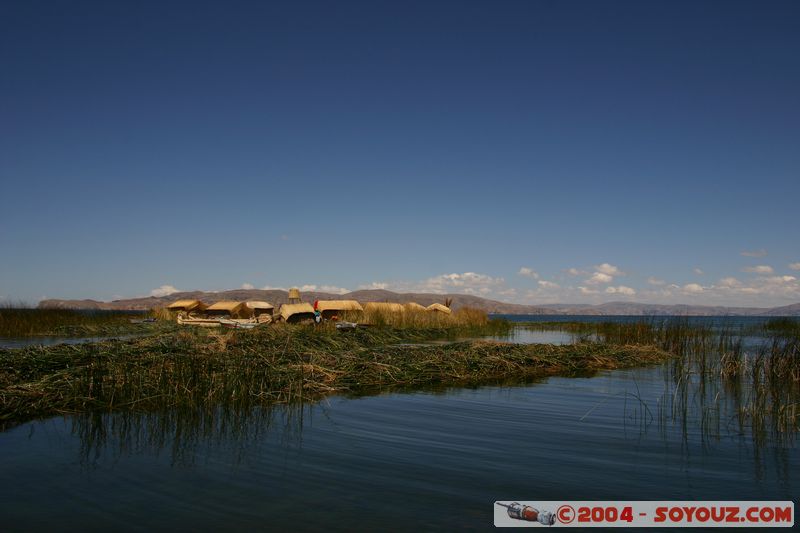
top-left (522, 318), bottom-right (737, 356)
top-left (0, 323), bottom-right (670, 429)
top-left (523, 318), bottom-right (800, 442)
top-left (763, 317), bottom-right (800, 337)
top-left (659, 326), bottom-right (800, 445)
top-left (357, 305), bottom-right (491, 329)
top-left (0, 306), bottom-right (162, 337)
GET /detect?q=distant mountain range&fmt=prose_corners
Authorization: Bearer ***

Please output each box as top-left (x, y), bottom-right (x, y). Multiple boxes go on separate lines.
top-left (37, 290), bottom-right (800, 316)
top-left (537, 301), bottom-right (800, 316)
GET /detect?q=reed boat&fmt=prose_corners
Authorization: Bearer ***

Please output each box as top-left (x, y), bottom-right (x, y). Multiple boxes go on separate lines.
top-left (177, 315), bottom-right (222, 328)
top-left (218, 318), bottom-right (259, 329)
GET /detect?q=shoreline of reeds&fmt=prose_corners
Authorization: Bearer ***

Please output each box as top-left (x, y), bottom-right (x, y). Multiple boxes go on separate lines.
top-left (0, 323), bottom-right (671, 430)
top-left (0, 307), bottom-right (170, 338)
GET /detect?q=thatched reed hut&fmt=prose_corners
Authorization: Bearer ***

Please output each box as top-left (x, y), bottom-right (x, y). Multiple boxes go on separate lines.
top-left (279, 302), bottom-right (316, 323)
top-left (363, 302), bottom-right (405, 314)
top-left (245, 301), bottom-right (274, 317)
top-left (404, 302), bottom-right (427, 311)
top-left (426, 303), bottom-right (452, 314)
top-left (166, 300), bottom-right (207, 314)
top-left (315, 300), bottom-right (363, 320)
top-left (206, 301), bottom-right (252, 319)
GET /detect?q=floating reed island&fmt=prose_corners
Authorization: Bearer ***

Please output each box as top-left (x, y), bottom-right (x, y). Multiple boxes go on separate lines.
top-left (0, 321), bottom-right (672, 429)
top-left (165, 289), bottom-right (458, 329)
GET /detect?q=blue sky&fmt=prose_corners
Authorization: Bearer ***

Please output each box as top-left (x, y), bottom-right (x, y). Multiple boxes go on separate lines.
top-left (1, 0), bottom-right (798, 307)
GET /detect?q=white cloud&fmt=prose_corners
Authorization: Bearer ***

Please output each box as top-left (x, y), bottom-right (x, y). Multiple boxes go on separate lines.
top-left (261, 285), bottom-right (287, 291)
top-left (418, 272), bottom-right (505, 293)
top-left (518, 267), bottom-right (539, 279)
top-left (764, 275), bottom-right (796, 284)
top-left (682, 283), bottom-right (705, 293)
top-left (595, 263), bottom-right (623, 276)
top-left (717, 277), bottom-right (741, 288)
top-left (241, 283), bottom-right (255, 290)
top-left (789, 263), bottom-right (800, 271)
top-left (242, 261), bottom-right (800, 308)
top-left (295, 284), bottom-right (349, 294)
top-left (537, 280), bottom-right (560, 289)
top-left (742, 265), bottom-right (774, 274)
top-left (653, 274), bottom-right (797, 302)
top-left (318, 285), bottom-right (350, 295)
top-left (605, 285), bottom-right (636, 296)
top-left (741, 249), bottom-right (767, 257)
top-left (586, 272), bottom-right (614, 284)
top-left (150, 285), bottom-right (179, 297)
top-left (693, 268), bottom-right (704, 275)
top-left (357, 272), bottom-right (504, 296)
top-left (584, 263), bottom-right (624, 285)
top-left (358, 282), bottom-right (389, 290)
top-left (566, 268), bottom-right (585, 276)
top-left (710, 275), bottom-right (800, 299)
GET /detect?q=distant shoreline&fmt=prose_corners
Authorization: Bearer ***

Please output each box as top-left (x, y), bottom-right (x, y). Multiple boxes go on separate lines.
top-left (35, 288), bottom-right (800, 317)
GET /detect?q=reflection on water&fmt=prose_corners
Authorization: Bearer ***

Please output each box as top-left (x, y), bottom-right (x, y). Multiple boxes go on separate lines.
top-left (397, 327), bottom-right (583, 347)
top-left (481, 328), bottom-right (579, 345)
top-left (1, 353), bottom-right (797, 530)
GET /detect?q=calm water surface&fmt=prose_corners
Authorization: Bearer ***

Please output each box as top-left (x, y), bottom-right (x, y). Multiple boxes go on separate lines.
top-left (494, 314), bottom-right (788, 330)
top-left (404, 328), bottom-right (579, 346)
top-left (1, 362), bottom-right (796, 531)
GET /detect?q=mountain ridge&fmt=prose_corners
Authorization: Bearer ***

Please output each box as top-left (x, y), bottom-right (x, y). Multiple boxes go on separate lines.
top-left (37, 290), bottom-right (800, 316)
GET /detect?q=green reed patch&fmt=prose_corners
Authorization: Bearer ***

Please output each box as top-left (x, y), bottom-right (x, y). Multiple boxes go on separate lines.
top-left (0, 307), bottom-right (170, 337)
top-left (0, 323), bottom-right (669, 429)
top-left (763, 317), bottom-right (800, 338)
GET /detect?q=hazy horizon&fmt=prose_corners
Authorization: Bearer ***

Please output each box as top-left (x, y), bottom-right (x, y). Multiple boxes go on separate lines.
top-left (2, 1), bottom-right (798, 307)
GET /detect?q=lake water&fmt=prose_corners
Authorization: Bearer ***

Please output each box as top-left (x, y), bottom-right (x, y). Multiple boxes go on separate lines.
top-left (1, 353), bottom-right (796, 530)
top-left (401, 328), bottom-right (580, 346)
top-left (1, 318), bottom-right (797, 530)
top-left (493, 314), bottom-right (787, 330)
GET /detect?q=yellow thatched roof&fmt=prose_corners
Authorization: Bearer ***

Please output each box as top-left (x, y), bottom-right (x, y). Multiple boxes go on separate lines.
top-left (279, 302), bottom-right (315, 322)
top-left (206, 301), bottom-right (245, 312)
top-left (426, 303), bottom-right (452, 314)
top-left (364, 302), bottom-right (405, 313)
top-left (404, 302), bottom-right (427, 311)
top-left (246, 300), bottom-right (274, 311)
top-left (315, 300), bottom-right (363, 312)
top-left (167, 300), bottom-right (205, 311)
